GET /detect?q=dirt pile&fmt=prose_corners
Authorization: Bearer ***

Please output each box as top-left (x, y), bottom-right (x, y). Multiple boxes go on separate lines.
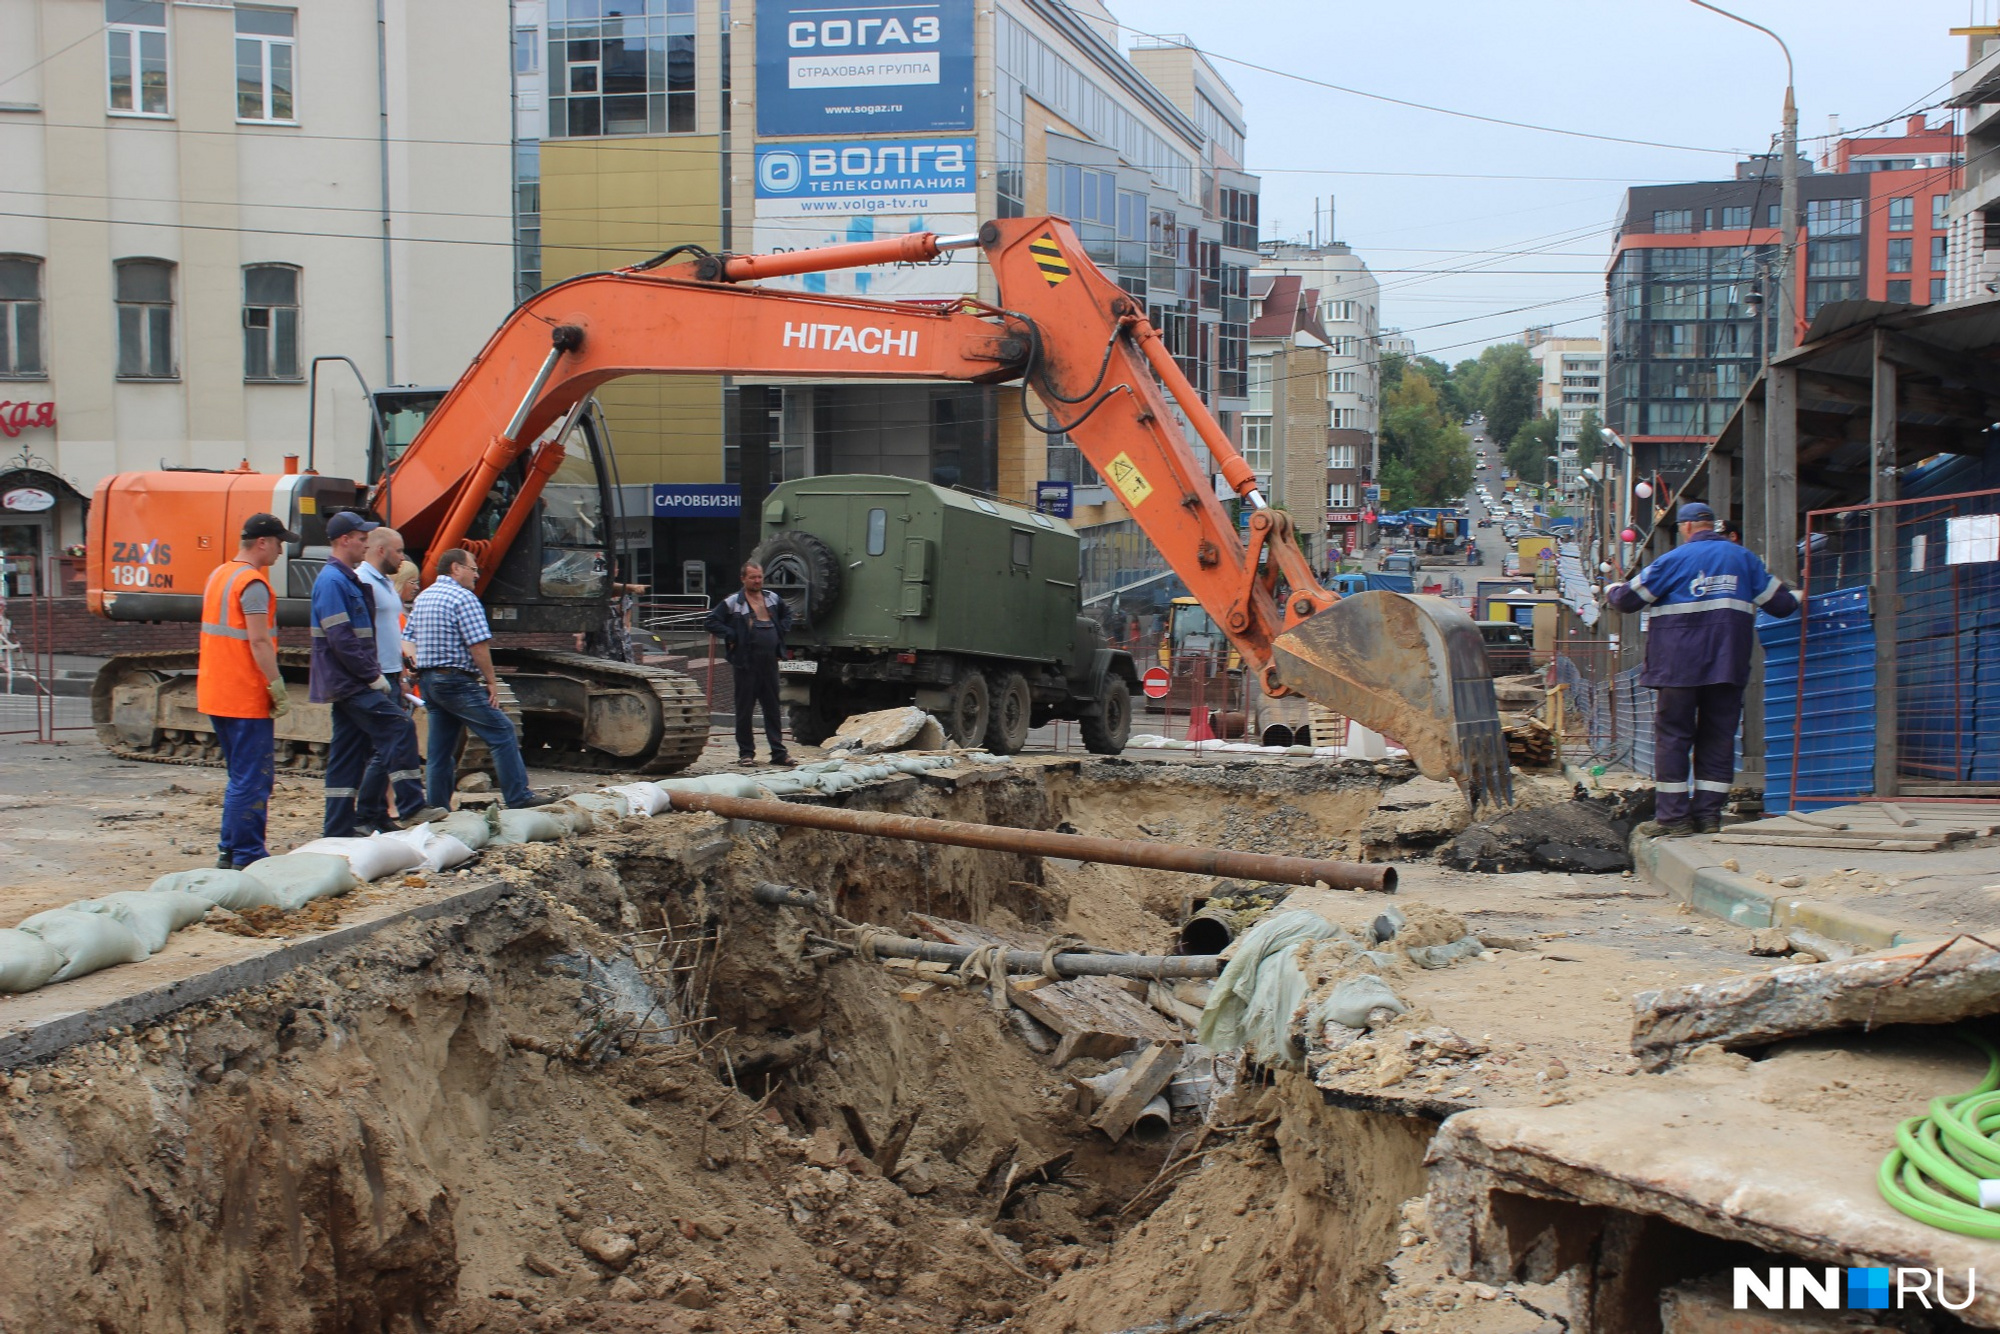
top-left (1442, 792), bottom-right (1646, 874)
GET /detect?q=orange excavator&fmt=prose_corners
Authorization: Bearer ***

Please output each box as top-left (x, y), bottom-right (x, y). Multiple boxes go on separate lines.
top-left (85, 217), bottom-right (1511, 805)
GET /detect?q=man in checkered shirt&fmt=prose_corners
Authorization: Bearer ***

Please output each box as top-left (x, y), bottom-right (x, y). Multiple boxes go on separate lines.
top-left (406, 548), bottom-right (551, 812)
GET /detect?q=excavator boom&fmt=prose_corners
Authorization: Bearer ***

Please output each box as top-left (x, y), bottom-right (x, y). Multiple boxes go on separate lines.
top-left (360, 220), bottom-right (1509, 802)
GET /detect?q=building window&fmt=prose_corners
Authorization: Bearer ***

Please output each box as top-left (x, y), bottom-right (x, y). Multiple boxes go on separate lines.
top-left (1240, 418), bottom-right (1271, 472)
top-left (1246, 355), bottom-right (1272, 414)
top-left (1218, 187), bottom-right (1258, 251)
top-left (235, 8), bottom-right (295, 122)
top-left (1330, 370), bottom-right (1356, 395)
top-left (0, 257), bottom-right (43, 379)
top-left (549, 0), bottom-right (695, 138)
top-left (115, 258), bottom-right (175, 379)
top-left (1329, 336), bottom-right (1358, 358)
top-left (1328, 442), bottom-right (1355, 470)
top-left (1888, 196), bottom-right (1914, 232)
top-left (1887, 237), bottom-right (1913, 273)
top-left (1720, 205), bottom-right (1750, 230)
top-left (1331, 407), bottom-right (1360, 430)
top-left (1932, 277), bottom-right (1947, 303)
top-left (1652, 209), bottom-right (1693, 233)
top-left (1806, 198), bottom-right (1862, 236)
top-left (1328, 482), bottom-right (1355, 509)
top-left (1935, 194), bottom-right (1950, 229)
top-left (1322, 299), bottom-right (1356, 324)
top-left (106, 0), bottom-right (169, 116)
top-left (515, 24), bottom-right (540, 73)
top-left (1886, 279), bottom-right (1911, 303)
top-left (242, 264), bottom-right (300, 380)
top-left (1932, 235), bottom-right (1949, 270)
top-left (1044, 431), bottom-right (1101, 487)
top-left (1050, 162), bottom-right (1116, 228)
top-left (1767, 203), bottom-right (1780, 227)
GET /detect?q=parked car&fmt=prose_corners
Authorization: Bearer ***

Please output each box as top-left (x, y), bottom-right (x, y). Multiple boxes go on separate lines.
top-left (1476, 620), bottom-right (1532, 675)
top-left (1476, 517), bottom-right (1493, 528)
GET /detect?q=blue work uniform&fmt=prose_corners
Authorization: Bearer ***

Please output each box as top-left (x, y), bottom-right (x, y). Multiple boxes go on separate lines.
top-left (1607, 530), bottom-right (1799, 824)
top-left (309, 558), bottom-right (424, 837)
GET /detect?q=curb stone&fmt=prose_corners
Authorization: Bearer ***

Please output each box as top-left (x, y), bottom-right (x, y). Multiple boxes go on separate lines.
top-left (1629, 830), bottom-right (1927, 951)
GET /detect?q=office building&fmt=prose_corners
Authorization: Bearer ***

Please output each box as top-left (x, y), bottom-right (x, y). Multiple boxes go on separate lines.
top-left (0, 0), bottom-right (515, 575)
top-left (1254, 242), bottom-right (1379, 555)
top-left (1605, 118), bottom-right (1960, 493)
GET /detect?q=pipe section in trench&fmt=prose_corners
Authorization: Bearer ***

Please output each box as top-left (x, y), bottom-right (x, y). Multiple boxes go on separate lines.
top-left (666, 789), bottom-right (1396, 892)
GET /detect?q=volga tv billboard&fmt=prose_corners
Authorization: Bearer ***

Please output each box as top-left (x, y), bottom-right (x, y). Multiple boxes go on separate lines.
top-left (756, 0), bottom-right (975, 137)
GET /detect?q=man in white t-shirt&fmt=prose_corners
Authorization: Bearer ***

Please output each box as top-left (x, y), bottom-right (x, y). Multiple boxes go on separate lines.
top-left (355, 526), bottom-right (417, 832)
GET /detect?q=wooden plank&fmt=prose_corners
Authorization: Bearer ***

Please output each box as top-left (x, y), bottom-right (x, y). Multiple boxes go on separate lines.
top-left (1007, 974), bottom-right (1183, 1065)
top-left (1712, 833), bottom-right (1947, 851)
top-left (907, 912), bottom-right (1053, 953)
top-left (1631, 936), bottom-right (2000, 1070)
top-left (1089, 1042), bottom-right (1181, 1141)
top-left (1876, 802), bottom-right (1919, 828)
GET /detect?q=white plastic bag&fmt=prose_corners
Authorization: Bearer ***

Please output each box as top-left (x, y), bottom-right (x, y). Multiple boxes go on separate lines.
top-left (0, 929), bottom-right (63, 993)
top-left (380, 824), bottom-right (477, 872)
top-left (492, 808), bottom-right (568, 844)
top-left (72, 890), bottom-right (211, 953)
top-left (291, 834), bottom-right (426, 883)
top-left (242, 853), bottom-right (360, 910)
top-left (18, 909), bottom-right (151, 981)
top-left (607, 783), bottom-right (668, 817)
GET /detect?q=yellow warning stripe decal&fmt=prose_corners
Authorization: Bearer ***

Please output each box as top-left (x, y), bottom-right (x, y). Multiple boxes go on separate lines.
top-left (1029, 234), bottom-right (1071, 285)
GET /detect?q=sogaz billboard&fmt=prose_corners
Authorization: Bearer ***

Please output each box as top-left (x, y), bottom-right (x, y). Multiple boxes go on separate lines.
top-left (756, 0), bottom-right (975, 137)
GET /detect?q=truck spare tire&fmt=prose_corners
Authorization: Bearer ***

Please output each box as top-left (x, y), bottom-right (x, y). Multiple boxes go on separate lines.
top-left (751, 531), bottom-right (842, 626)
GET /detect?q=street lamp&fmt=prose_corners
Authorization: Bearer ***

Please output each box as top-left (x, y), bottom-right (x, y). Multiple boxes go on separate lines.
top-left (1690, 0), bottom-right (1798, 354)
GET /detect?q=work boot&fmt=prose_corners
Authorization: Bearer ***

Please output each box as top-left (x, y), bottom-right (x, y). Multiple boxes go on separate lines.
top-left (511, 791), bottom-right (557, 809)
top-left (1636, 818), bottom-right (1694, 839)
top-left (214, 851), bottom-right (234, 869)
top-left (769, 751), bottom-right (794, 767)
top-left (396, 806), bottom-right (453, 829)
top-left (1693, 815), bottom-right (1724, 834)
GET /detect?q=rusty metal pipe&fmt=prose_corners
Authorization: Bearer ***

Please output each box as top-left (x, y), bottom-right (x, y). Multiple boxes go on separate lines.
top-left (668, 790), bottom-right (1395, 892)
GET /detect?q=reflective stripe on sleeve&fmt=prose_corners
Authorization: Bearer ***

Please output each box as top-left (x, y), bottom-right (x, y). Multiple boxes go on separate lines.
top-left (1628, 575), bottom-right (1659, 604)
top-left (1753, 574), bottom-right (1784, 607)
top-left (1646, 598), bottom-right (1756, 618)
top-left (320, 611), bottom-right (351, 628)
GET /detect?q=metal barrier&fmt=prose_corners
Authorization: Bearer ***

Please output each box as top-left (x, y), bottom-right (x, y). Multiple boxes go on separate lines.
top-left (1792, 485), bottom-right (2000, 802)
top-left (0, 553), bottom-right (91, 743)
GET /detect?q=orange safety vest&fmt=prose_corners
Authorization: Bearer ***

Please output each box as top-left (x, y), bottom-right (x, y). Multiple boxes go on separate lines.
top-left (196, 559), bottom-right (277, 718)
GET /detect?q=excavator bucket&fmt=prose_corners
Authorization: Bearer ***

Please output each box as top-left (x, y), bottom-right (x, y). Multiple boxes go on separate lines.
top-left (1271, 592), bottom-right (1513, 808)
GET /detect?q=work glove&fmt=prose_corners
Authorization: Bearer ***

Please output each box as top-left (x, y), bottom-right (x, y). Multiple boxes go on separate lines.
top-left (267, 677), bottom-right (292, 718)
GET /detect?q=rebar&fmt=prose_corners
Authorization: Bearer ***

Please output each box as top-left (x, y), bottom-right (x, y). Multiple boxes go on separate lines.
top-left (667, 790), bottom-right (1395, 891)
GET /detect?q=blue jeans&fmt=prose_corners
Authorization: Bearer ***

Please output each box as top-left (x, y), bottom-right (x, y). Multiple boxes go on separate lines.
top-left (357, 670), bottom-right (407, 828)
top-left (325, 687), bottom-right (425, 838)
top-left (210, 715), bottom-right (273, 867)
top-left (418, 668), bottom-right (533, 809)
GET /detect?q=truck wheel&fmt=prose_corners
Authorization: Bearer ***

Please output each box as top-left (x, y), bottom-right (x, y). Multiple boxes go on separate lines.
top-left (983, 671), bottom-right (1032, 755)
top-left (750, 531), bottom-right (843, 626)
top-left (938, 670), bottom-right (989, 746)
top-left (1081, 675), bottom-right (1132, 755)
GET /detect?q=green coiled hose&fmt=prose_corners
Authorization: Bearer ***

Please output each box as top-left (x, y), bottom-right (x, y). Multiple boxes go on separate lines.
top-left (1877, 1028), bottom-right (2000, 1238)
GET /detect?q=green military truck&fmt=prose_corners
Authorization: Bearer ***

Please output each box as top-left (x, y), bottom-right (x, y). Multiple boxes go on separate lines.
top-left (750, 476), bottom-right (1138, 755)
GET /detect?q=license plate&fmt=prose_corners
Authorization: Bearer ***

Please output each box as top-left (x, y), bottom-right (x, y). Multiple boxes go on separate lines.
top-left (778, 659), bottom-right (819, 675)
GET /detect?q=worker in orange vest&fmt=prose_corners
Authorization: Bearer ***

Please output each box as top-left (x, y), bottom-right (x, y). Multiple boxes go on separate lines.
top-left (197, 512), bottom-right (298, 868)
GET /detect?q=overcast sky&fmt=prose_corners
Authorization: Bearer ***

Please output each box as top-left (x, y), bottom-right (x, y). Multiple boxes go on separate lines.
top-left (1108, 0), bottom-right (1973, 361)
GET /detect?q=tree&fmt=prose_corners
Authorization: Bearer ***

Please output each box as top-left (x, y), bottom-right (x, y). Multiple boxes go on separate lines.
top-left (1379, 368), bottom-right (1474, 506)
top-left (1573, 408), bottom-right (1604, 467)
top-left (1472, 342), bottom-right (1539, 448)
top-left (1505, 410), bottom-right (1560, 483)
top-left (1379, 351), bottom-right (1408, 393)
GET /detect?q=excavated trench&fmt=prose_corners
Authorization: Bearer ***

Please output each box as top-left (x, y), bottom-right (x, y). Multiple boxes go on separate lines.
top-left (0, 759), bottom-right (1451, 1334)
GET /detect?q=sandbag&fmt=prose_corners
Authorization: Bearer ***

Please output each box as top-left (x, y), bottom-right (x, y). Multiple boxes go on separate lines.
top-left (607, 783), bottom-right (668, 817)
top-left (73, 891), bottom-right (211, 953)
top-left (380, 824), bottom-right (477, 872)
top-left (0, 929), bottom-right (63, 993)
top-left (149, 866), bottom-right (281, 909)
top-left (242, 853), bottom-right (360, 911)
top-left (434, 809), bottom-right (492, 852)
top-left (492, 808), bottom-right (568, 845)
top-left (568, 792), bottom-right (631, 821)
top-left (18, 909), bottom-right (151, 982)
top-left (542, 800), bottom-right (596, 834)
top-left (291, 834), bottom-right (426, 883)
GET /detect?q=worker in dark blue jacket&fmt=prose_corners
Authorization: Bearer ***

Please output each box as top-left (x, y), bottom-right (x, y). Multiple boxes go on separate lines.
top-left (1606, 502), bottom-right (1799, 836)
top-left (310, 512), bottom-right (444, 838)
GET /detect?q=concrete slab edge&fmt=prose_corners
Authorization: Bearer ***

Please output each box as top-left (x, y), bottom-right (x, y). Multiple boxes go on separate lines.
top-left (1630, 830), bottom-right (1928, 951)
top-left (0, 878), bottom-right (519, 1071)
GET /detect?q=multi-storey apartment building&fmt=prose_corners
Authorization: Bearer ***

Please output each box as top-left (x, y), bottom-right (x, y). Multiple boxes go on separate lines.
top-left (1524, 330), bottom-right (1603, 449)
top-left (1244, 273), bottom-right (1338, 567)
top-left (0, 0), bottom-right (514, 575)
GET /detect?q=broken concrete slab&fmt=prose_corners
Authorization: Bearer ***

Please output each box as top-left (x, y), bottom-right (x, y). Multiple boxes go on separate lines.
top-left (1631, 935), bottom-right (2000, 1071)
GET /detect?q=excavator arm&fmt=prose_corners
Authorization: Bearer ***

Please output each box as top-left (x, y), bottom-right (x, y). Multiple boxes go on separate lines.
top-left (377, 220), bottom-right (1510, 804)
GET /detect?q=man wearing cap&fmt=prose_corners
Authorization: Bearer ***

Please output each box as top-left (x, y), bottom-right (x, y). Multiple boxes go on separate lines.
top-left (197, 513), bottom-right (297, 868)
top-left (310, 511), bottom-right (444, 838)
top-left (1607, 502), bottom-right (1799, 836)
top-left (354, 525), bottom-right (417, 833)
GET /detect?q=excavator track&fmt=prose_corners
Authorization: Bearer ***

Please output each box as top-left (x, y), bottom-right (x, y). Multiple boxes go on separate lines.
top-left (91, 646), bottom-right (708, 777)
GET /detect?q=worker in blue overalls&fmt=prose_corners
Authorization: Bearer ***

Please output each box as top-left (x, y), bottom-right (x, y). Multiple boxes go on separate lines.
top-left (1606, 502), bottom-right (1799, 836)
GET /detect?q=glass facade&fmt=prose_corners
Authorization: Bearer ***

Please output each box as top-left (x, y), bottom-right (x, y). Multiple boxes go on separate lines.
top-left (547, 0), bottom-right (695, 138)
top-left (1606, 243), bottom-right (1774, 439)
